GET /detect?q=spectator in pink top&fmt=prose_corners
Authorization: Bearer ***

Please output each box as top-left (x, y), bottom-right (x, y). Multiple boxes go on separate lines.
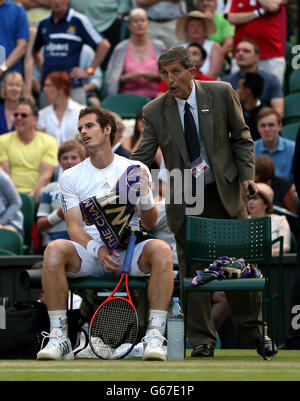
top-left (103, 8), bottom-right (166, 99)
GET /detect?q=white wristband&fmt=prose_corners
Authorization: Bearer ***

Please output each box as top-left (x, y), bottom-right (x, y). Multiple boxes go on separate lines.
top-left (254, 8), bottom-right (265, 18)
top-left (47, 209), bottom-right (63, 226)
top-left (139, 190), bottom-right (155, 211)
top-left (87, 239), bottom-right (101, 258)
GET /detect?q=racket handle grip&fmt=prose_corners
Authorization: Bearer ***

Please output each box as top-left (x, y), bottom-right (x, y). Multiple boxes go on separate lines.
top-left (123, 234), bottom-right (137, 274)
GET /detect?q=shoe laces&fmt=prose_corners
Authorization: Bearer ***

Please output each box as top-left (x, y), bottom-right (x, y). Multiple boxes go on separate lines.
top-left (40, 328), bottom-right (66, 349)
top-left (142, 329), bottom-right (167, 349)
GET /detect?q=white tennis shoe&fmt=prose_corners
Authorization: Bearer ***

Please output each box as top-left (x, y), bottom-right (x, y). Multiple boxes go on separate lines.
top-left (37, 328), bottom-right (74, 360)
top-left (142, 329), bottom-right (167, 361)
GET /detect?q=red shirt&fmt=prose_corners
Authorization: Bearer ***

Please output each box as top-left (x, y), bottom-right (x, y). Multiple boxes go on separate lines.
top-left (157, 72), bottom-right (216, 93)
top-left (229, 0), bottom-right (285, 59)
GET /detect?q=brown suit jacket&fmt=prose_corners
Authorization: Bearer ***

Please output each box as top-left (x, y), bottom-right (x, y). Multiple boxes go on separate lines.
top-left (131, 80), bottom-right (255, 235)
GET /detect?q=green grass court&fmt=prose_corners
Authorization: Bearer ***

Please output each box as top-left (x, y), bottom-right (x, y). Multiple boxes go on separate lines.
top-left (1, 349), bottom-right (300, 381)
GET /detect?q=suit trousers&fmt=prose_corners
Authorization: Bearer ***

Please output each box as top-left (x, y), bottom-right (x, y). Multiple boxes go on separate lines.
top-left (175, 182), bottom-right (263, 348)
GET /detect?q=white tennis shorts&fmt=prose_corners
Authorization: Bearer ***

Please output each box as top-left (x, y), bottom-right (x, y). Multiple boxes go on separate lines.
top-left (66, 239), bottom-right (154, 279)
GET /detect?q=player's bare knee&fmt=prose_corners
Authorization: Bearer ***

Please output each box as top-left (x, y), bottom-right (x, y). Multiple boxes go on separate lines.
top-left (43, 239), bottom-right (69, 271)
top-left (151, 240), bottom-right (173, 271)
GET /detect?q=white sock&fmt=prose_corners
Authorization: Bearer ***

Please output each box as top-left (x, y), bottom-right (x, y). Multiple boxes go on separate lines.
top-left (48, 310), bottom-right (68, 336)
top-left (147, 309), bottom-right (168, 336)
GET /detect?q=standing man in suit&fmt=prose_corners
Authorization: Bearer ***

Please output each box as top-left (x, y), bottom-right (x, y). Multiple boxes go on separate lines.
top-left (131, 45), bottom-right (276, 358)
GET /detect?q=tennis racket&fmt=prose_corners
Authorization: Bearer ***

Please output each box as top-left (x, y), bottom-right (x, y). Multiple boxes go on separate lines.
top-left (89, 234), bottom-right (139, 359)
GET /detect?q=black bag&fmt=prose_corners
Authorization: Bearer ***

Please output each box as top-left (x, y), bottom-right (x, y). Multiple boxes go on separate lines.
top-left (0, 300), bottom-right (86, 359)
top-left (0, 300), bottom-right (50, 359)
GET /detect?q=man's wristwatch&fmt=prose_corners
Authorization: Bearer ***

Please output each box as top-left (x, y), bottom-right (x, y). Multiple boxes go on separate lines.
top-left (0, 63), bottom-right (7, 73)
top-left (86, 66), bottom-right (95, 76)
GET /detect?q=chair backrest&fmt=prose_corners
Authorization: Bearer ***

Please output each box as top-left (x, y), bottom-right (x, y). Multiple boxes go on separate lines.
top-left (281, 122), bottom-right (300, 141)
top-left (0, 228), bottom-right (23, 255)
top-left (288, 69), bottom-right (300, 94)
top-left (101, 94), bottom-right (150, 119)
top-left (185, 216), bottom-right (272, 268)
top-left (0, 249), bottom-right (16, 255)
top-left (284, 93), bottom-right (300, 125)
top-left (19, 193), bottom-right (35, 252)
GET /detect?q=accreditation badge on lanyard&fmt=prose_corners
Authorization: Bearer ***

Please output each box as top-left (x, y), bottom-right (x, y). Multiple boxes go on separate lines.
top-left (190, 155), bottom-right (208, 178)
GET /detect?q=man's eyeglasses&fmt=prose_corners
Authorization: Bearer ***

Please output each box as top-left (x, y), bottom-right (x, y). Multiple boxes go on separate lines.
top-left (13, 112), bottom-right (31, 118)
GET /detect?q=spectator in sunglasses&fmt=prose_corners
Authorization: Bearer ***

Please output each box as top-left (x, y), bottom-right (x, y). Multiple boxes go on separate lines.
top-left (0, 99), bottom-right (58, 204)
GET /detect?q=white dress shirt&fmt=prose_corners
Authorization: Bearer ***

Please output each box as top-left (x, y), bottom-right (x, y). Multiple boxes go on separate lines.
top-left (175, 81), bottom-right (200, 133)
top-left (175, 81), bottom-right (214, 184)
top-left (37, 98), bottom-right (85, 145)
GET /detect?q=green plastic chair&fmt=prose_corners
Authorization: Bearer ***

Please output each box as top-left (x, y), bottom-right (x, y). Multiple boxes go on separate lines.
top-left (284, 93), bottom-right (300, 125)
top-left (19, 193), bottom-right (35, 254)
top-left (281, 122), bottom-right (300, 141)
top-left (0, 228), bottom-right (24, 255)
top-left (101, 94), bottom-right (151, 119)
top-left (182, 216), bottom-right (283, 358)
top-left (0, 248), bottom-right (16, 255)
top-left (288, 69), bottom-right (300, 94)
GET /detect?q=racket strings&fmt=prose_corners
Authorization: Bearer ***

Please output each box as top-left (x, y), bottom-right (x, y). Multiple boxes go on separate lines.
top-left (90, 298), bottom-right (138, 359)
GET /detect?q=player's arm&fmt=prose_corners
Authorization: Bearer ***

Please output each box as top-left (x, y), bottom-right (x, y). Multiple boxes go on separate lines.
top-left (64, 205), bottom-right (95, 248)
top-left (139, 167), bottom-right (158, 231)
top-left (64, 206), bottom-right (121, 272)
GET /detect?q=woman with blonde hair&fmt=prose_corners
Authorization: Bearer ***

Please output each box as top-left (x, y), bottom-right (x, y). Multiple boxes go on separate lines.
top-left (0, 72), bottom-right (24, 135)
top-left (104, 8), bottom-right (166, 98)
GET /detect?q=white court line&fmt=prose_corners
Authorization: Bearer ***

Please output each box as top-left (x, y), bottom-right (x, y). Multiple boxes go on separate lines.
top-left (1, 368), bottom-right (300, 373)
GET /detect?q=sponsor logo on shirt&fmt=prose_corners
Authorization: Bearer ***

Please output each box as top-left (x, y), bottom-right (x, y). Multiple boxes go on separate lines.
top-left (68, 26), bottom-right (76, 34)
top-left (45, 41), bottom-right (69, 57)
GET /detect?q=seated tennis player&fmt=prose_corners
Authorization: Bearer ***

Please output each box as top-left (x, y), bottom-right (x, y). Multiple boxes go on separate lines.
top-left (37, 106), bottom-right (174, 361)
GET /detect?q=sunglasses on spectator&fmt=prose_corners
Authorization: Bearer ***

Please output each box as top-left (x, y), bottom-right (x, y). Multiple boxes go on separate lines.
top-left (13, 112), bottom-right (31, 118)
